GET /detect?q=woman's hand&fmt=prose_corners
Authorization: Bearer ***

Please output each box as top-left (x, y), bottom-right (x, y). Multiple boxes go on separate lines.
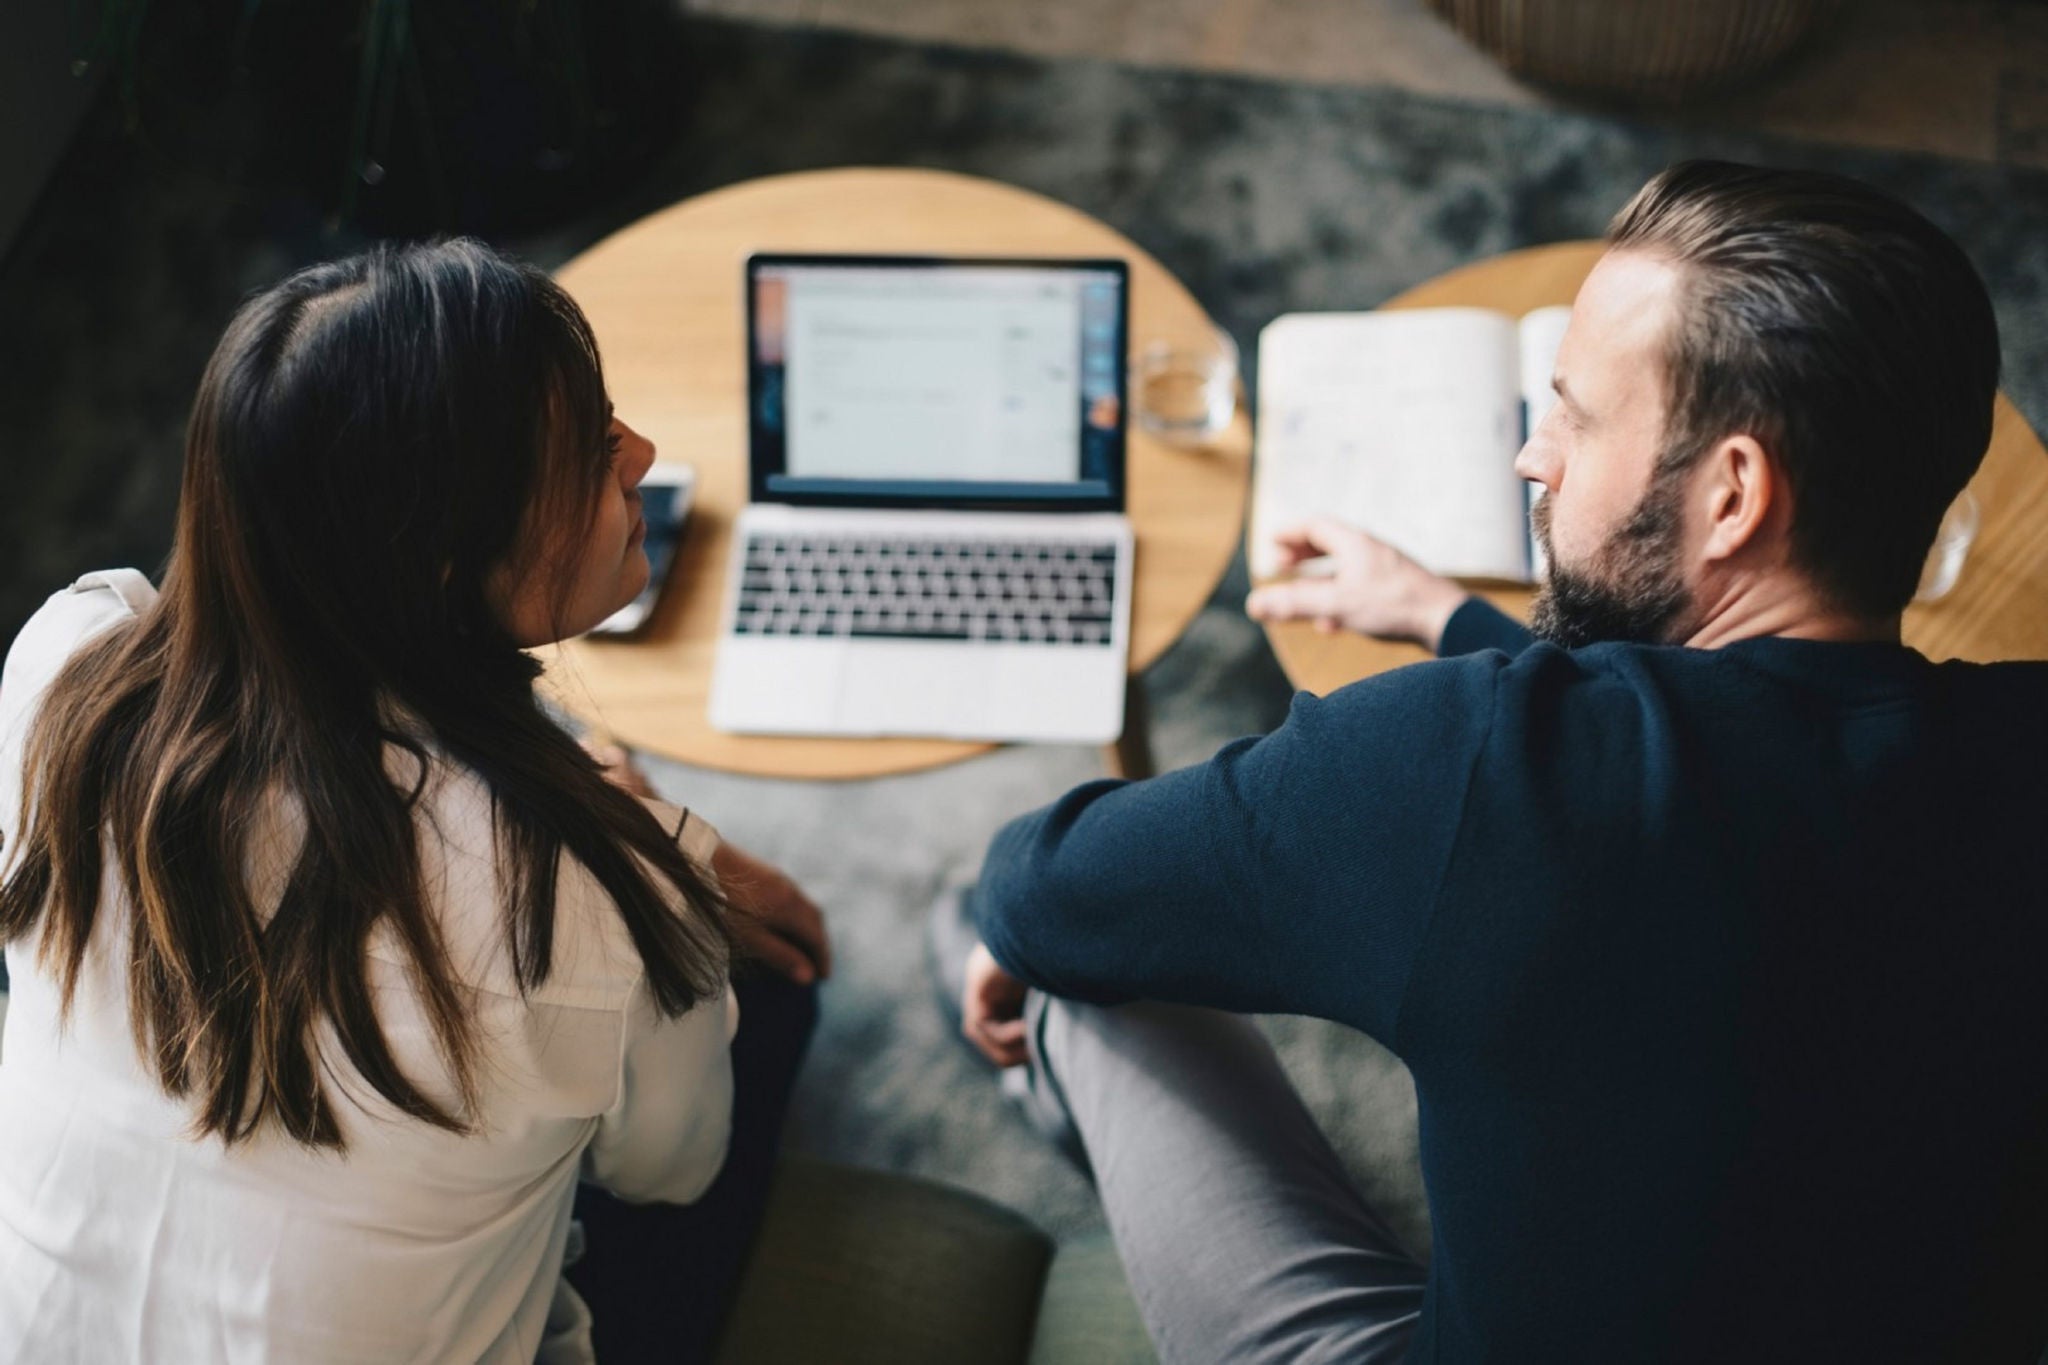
top-left (713, 842), bottom-right (832, 987)
top-left (1244, 518), bottom-right (1469, 650)
top-left (962, 942), bottom-right (1030, 1068)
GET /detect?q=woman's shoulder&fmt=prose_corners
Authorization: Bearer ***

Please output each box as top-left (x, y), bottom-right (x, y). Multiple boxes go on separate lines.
top-left (13, 570), bottom-right (156, 656)
top-left (2, 570), bottom-right (155, 733)
top-left (368, 759), bottom-right (722, 1015)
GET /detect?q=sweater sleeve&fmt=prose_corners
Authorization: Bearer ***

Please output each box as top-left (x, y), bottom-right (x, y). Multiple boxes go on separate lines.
top-left (1439, 596), bottom-right (1536, 658)
top-left (975, 654), bottom-right (1502, 1045)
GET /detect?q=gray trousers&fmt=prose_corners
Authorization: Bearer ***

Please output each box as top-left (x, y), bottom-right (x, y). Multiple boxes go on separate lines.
top-left (1026, 997), bottom-right (1429, 1365)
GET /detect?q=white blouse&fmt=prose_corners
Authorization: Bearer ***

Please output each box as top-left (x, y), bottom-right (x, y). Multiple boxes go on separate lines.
top-left (0, 571), bottom-right (738, 1364)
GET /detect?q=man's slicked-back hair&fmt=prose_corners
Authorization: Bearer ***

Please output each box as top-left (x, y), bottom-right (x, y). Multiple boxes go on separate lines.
top-left (1607, 160), bottom-right (2000, 619)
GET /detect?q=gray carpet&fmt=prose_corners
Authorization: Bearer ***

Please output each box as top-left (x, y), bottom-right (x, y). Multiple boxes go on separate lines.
top-left (4, 16), bottom-right (2047, 1252)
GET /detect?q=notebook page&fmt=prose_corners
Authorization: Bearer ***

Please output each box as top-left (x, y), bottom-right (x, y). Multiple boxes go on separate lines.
top-left (1252, 309), bottom-right (1528, 582)
top-left (1518, 305), bottom-right (1573, 580)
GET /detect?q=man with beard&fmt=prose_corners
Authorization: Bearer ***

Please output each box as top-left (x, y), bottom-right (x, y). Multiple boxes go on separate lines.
top-left (931, 160), bottom-right (2048, 1363)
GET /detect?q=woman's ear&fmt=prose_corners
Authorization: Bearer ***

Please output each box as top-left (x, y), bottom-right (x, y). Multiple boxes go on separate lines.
top-left (1697, 434), bottom-right (1784, 566)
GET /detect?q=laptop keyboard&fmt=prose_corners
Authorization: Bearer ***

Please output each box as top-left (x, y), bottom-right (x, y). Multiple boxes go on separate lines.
top-left (734, 533), bottom-right (1120, 646)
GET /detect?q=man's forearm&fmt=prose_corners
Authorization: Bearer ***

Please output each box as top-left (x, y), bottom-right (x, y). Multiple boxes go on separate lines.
top-left (972, 659), bottom-right (1503, 1042)
top-left (974, 780), bottom-right (1149, 1007)
top-left (971, 752), bottom-right (1285, 1015)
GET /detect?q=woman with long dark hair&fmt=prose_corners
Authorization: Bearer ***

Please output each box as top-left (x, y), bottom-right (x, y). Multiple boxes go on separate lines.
top-left (0, 239), bottom-right (828, 1362)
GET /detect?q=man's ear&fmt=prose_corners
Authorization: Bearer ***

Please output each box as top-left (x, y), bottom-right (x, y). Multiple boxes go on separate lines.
top-left (1696, 434), bottom-right (1783, 566)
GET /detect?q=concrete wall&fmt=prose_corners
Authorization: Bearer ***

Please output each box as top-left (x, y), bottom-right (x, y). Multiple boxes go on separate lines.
top-left (2, 0), bottom-right (103, 264)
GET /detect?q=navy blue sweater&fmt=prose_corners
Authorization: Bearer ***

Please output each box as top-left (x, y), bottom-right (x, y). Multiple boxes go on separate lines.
top-left (978, 599), bottom-right (2048, 1362)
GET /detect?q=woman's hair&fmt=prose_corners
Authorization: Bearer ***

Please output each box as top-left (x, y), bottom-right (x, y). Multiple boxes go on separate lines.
top-left (0, 239), bottom-right (730, 1148)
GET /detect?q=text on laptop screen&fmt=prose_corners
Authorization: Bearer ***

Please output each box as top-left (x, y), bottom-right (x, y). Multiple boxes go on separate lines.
top-left (749, 259), bottom-right (1127, 507)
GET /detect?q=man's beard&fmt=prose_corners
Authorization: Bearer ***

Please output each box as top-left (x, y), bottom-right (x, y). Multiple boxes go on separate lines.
top-left (1526, 471), bottom-right (1693, 649)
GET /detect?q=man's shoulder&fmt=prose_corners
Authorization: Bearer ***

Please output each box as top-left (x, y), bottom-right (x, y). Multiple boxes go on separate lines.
top-left (1308, 636), bottom-right (1830, 777)
top-left (1316, 635), bottom-right (1630, 727)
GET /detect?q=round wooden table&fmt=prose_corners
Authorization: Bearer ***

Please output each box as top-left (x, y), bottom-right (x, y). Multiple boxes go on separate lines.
top-left (1259, 241), bottom-right (2048, 695)
top-left (542, 169), bottom-right (1252, 779)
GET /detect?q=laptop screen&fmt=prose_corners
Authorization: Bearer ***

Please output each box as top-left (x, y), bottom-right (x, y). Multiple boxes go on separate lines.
top-left (747, 254), bottom-right (1129, 512)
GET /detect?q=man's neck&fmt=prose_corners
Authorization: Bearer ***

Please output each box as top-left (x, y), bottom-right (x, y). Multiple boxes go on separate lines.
top-left (1680, 576), bottom-right (1901, 650)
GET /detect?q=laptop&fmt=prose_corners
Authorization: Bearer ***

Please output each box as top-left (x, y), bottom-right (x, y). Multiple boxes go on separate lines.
top-left (708, 253), bottom-right (1134, 743)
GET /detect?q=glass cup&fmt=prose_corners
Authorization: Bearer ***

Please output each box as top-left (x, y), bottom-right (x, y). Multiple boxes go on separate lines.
top-left (1914, 489), bottom-right (1980, 603)
top-left (1131, 326), bottom-right (1238, 449)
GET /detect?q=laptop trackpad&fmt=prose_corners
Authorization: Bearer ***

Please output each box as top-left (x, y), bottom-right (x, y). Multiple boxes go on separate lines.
top-left (836, 643), bottom-right (984, 736)
top-left (709, 638), bottom-right (849, 735)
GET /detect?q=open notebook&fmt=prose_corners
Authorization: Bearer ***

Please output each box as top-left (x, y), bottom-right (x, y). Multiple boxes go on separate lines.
top-left (1251, 305), bottom-right (1572, 583)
